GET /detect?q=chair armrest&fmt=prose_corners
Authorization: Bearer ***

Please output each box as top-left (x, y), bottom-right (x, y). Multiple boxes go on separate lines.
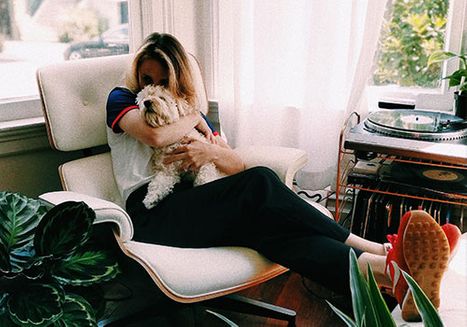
top-left (39, 191), bottom-right (133, 241)
top-left (234, 146), bottom-right (308, 188)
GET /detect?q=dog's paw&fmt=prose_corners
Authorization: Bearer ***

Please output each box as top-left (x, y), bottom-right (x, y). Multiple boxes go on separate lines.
top-left (143, 197), bottom-right (156, 209)
top-left (194, 163), bottom-right (224, 186)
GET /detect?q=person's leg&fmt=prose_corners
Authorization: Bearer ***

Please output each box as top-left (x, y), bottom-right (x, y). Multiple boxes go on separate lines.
top-left (357, 252), bottom-right (391, 287)
top-left (345, 233), bottom-right (388, 256)
top-left (257, 234), bottom-right (364, 295)
top-left (126, 167), bottom-right (354, 247)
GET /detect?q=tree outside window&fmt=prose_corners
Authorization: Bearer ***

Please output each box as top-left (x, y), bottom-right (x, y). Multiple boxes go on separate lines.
top-left (373, 0), bottom-right (449, 88)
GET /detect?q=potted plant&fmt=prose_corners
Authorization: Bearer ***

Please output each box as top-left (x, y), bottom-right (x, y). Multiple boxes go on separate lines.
top-left (327, 249), bottom-right (443, 327)
top-left (428, 50), bottom-right (467, 119)
top-left (0, 191), bottom-right (120, 326)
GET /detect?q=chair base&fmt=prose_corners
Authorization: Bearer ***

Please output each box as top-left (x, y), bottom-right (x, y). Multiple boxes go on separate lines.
top-left (99, 294), bottom-right (297, 327)
top-left (97, 244), bottom-right (296, 326)
top-left (205, 294), bottom-right (297, 326)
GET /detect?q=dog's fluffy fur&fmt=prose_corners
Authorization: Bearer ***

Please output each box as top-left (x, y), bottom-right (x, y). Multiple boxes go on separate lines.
top-left (136, 85), bottom-right (224, 209)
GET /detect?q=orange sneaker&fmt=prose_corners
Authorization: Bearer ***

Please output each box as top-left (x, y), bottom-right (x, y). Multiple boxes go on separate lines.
top-left (386, 210), bottom-right (450, 322)
top-left (385, 211), bottom-right (412, 307)
top-left (441, 223), bottom-right (462, 258)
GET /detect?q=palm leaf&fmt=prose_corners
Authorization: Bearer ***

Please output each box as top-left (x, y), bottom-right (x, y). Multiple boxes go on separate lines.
top-left (326, 300), bottom-right (357, 327)
top-left (401, 269), bottom-right (444, 327)
top-left (349, 249), bottom-right (378, 326)
top-left (52, 250), bottom-right (120, 286)
top-left (367, 264), bottom-right (396, 327)
top-left (34, 201), bottom-right (95, 258)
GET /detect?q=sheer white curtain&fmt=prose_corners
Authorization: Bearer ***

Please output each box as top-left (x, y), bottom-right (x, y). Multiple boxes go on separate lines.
top-left (217, 0), bottom-right (387, 190)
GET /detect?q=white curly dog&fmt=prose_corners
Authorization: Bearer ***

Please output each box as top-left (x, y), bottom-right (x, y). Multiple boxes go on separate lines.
top-left (136, 84), bottom-right (224, 209)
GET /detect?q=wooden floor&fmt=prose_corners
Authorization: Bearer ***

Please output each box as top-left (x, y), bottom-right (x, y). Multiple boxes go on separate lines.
top-left (204, 272), bottom-right (349, 327)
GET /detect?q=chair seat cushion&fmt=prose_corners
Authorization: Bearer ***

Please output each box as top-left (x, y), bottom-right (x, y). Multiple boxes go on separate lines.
top-left (123, 241), bottom-right (287, 302)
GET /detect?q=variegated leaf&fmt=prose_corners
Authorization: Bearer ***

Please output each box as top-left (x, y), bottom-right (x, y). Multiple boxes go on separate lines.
top-left (8, 283), bottom-right (64, 327)
top-left (52, 294), bottom-right (97, 327)
top-left (0, 192), bottom-right (47, 252)
top-left (427, 51), bottom-right (457, 66)
top-left (34, 201), bottom-right (95, 258)
top-left (52, 250), bottom-right (120, 286)
top-left (0, 312), bottom-right (16, 327)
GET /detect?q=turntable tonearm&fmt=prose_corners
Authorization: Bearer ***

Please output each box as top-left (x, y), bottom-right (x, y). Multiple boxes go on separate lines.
top-left (345, 109), bottom-right (467, 165)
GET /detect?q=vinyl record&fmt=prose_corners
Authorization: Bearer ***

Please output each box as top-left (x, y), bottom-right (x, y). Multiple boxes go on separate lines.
top-left (363, 109), bottom-right (467, 141)
top-left (378, 163), bottom-right (467, 195)
top-left (418, 168), bottom-right (464, 183)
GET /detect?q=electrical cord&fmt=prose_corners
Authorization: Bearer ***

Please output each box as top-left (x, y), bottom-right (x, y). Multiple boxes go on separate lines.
top-left (297, 190), bottom-right (323, 202)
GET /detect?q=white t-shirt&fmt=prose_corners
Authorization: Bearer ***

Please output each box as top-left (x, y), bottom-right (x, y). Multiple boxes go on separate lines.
top-left (106, 127), bottom-right (155, 202)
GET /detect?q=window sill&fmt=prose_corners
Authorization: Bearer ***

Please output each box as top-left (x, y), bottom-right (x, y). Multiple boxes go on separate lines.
top-left (0, 117), bottom-right (50, 157)
top-left (0, 100), bottom-right (220, 158)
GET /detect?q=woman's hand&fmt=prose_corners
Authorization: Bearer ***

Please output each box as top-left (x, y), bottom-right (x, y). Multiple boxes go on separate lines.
top-left (164, 138), bottom-right (215, 172)
top-left (195, 117), bottom-right (216, 143)
top-left (163, 135), bottom-right (245, 175)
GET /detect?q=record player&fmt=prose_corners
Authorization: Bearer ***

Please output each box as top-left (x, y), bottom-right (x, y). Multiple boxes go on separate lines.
top-left (345, 109), bottom-right (467, 165)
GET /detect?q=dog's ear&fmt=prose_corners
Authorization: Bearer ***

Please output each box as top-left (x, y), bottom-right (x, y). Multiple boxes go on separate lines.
top-left (176, 98), bottom-right (195, 117)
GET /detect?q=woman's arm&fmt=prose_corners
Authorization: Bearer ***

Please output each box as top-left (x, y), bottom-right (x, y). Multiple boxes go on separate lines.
top-left (164, 136), bottom-right (245, 176)
top-left (118, 110), bottom-right (202, 147)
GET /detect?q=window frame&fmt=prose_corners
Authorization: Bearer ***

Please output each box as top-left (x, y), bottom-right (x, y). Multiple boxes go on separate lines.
top-left (0, 0), bottom-right (138, 124)
top-left (0, 0), bottom-right (217, 124)
top-left (3, 0), bottom-right (465, 124)
top-left (368, 0), bottom-right (467, 112)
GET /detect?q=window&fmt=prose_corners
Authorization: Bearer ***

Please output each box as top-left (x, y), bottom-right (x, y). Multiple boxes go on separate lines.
top-left (369, 0), bottom-right (467, 111)
top-left (0, 0), bottom-right (128, 120)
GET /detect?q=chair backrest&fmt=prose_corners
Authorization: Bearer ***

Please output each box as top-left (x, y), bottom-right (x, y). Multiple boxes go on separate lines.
top-left (37, 53), bottom-right (210, 207)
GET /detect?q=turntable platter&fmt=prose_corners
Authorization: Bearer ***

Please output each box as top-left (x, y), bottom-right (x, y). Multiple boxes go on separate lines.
top-left (364, 109), bottom-right (467, 141)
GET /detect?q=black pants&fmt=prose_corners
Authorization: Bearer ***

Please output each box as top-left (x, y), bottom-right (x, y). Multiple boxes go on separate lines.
top-left (126, 166), bottom-right (363, 294)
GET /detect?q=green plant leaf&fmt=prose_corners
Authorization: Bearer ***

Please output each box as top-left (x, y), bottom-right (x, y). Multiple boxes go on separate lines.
top-left (427, 51), bottom-right (457, 66)
top-left (7, 283), bottom-right (64, 327)
top-left (8, 244), bottom-right (38, 275)
top-left (444, 69), bottom-right (467, 87)
top-left (0, 312), bottom-right (16, 327)
top-left (0, 241), bottom-right (10, 273)
top-left (326, 300), bottom-right (357, 327)
top-left (401, 269), bottom-right (444, 327)
top-left (34, 201), bottom-right (95, 258)
top-left (52, 250), bottom-right (120, 286)
top-left (51, 294), bottom-right (97, 327)
top-left (349, 249), bottom-right (378, 326)
top-left (0, 191), bottom-right (47, 252)
top-left (367, 265), bottom-right (396, 327)
top-left (0, 292), bottom-right (7, 314)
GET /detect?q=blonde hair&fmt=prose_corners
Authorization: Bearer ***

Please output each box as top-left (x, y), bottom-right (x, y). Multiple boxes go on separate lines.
top-left (126, 33), bottom-right (197, 108)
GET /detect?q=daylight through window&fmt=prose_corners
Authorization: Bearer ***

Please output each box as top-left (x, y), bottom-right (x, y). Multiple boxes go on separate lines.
top-left (0, 0), bottom-right (128, 100)
top-left (373, 0), bottom-right (451, 89)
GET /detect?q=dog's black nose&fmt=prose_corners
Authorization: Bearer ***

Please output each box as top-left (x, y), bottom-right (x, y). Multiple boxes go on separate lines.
top-left (144, 100), bottom-right (152, 109)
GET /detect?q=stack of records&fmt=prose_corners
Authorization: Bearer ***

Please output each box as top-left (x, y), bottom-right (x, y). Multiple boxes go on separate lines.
top-left (378, 162), bottom-right (466, 198)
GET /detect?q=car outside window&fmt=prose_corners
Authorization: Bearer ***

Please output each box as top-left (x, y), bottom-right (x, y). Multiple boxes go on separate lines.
top-left (0, 0), bottom-right (128, 104)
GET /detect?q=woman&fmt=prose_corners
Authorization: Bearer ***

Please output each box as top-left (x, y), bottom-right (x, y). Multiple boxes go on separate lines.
top-left (106, 32), bottom-right (457, 322)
